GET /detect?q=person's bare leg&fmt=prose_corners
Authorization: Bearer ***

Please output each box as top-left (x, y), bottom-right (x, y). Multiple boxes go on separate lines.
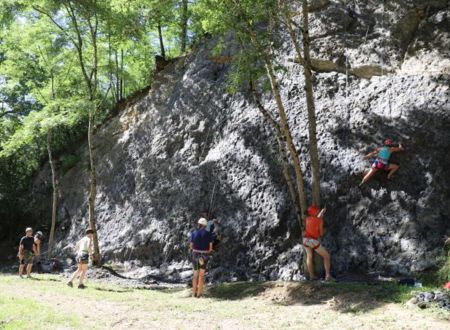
top-left (305, 246), bottom-right (315, 279)
top-left (26, 263), bottom-right (33, 278)
top-left (19, 264), bottom-right (24, 277)
top-left (316, 246), bottom-right (333, 280)
top-left (197, 269), bottom-right (206, 297)
top-left (69, 265), bottom-right (82, 283)
top-left (79, 264), bottom-right (88, 285)
top-left (360, 168), bottom-right (377, 185)
top-left (192, 271), bottom-right (199, 297)
top-left (387, 164), bottom-right (399, 179)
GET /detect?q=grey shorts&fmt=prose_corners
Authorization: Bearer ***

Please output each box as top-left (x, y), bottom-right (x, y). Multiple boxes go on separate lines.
top-left (192, 252), bottom-right (209, 271)
top-left (77, 252), bottom-right (89, 264)
top-left (303, 237), bottom-right (321, 250)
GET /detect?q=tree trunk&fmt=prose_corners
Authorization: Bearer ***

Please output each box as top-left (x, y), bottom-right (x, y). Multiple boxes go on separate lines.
top-left (251, 84), bottom-right (303, 225)
top-left (48, 0), bottom-right (102, 265)
top-left (245, 27), bottom-right (308, 225)
top-left (87, 106), bottom-right (101, 265)
top-left (120, 49), bottom-right (124, 100)
top-left (47, 131), bottom-right (58, 258)
top-left (264, 61), bottom-right (308, 226)
top-left (301, 0), bottom-right (321, 206)
top-left (180, 0), bottom-right (188, 53)
top-left (114, 50), bottom-right (120, 102)
top-left (158, 21), bottom-right (166, 60)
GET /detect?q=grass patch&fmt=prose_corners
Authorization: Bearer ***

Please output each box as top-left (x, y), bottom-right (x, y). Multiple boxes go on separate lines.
top-left (0, 273), bottom-right (448, 329)
top-left (0, 295), bottom-right (81, 330)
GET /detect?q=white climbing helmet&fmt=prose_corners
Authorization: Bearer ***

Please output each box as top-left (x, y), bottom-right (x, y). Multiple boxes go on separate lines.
top-left (198, 218), bottom-right (208, 226)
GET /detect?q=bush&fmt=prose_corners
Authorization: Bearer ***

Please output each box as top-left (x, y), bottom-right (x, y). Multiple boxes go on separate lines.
top-left (60, 154), bottom-right (80, 174)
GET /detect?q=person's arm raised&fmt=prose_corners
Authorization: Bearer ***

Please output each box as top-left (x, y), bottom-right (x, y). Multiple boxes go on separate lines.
top-left (390, 144), bottom-right (404, 153)
top-left (363, 148), bottom-right (379, 159)
top-left (318, 208), bottom-right (327, 219)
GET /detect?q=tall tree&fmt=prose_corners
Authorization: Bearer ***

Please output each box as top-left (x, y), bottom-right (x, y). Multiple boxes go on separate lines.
top-left (180, 0), bottom-right (189, 53)
top-left (46, 130), bottom-right (58, 257)
top-left (278, 0), bottom-right (321, 205)
top-left (195, 0), bottom-right (309, 227)
top-left (32, 0), bottom-right (107, 265)
top-left (0, 11), bottom-right (85, 256)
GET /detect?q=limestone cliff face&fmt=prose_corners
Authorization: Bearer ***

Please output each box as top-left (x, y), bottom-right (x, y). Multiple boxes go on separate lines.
top-left (25, 0), bottom-right (450, 280)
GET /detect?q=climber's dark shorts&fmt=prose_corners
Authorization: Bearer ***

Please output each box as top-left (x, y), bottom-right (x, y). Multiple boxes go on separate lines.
top-left (19, 250), bottom-right (34, 265)
top-left (77, 252), bottom-right (89, 265)
top-left (372, 159), bottom-right (389, 171)
top-left (192, 252), bottom-right (209, 271)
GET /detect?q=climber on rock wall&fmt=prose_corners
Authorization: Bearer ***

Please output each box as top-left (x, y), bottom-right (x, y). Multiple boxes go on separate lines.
top-left (360, 139), bottom-right (404, 186)
top-left (303, 206), bottom-right (334, 281)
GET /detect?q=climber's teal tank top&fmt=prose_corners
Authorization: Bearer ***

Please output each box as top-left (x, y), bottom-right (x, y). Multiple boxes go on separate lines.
top-left (377, 146), bottom-right (391, 162)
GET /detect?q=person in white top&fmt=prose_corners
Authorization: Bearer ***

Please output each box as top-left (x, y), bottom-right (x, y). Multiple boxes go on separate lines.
top-left (67, 228), bottom-right (94, 289)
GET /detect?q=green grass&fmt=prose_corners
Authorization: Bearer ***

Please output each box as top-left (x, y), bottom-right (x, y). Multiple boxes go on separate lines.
top-left (0, 295), bottom-right (81, 330)
top-left (0, 273), bottom-right (447, 330)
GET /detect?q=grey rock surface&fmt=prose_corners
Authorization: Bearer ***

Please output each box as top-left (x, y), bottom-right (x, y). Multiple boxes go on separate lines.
top-left (24, 0), bottom-right (450, 281)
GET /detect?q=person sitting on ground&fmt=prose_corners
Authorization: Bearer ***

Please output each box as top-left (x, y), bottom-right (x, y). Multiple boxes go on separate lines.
top-left (18, 227), bottom-right (37, 278)
top-left (360, 139), bottom-right (404, 186)
top-left (67, 228), bottom-right (94, 289)
top-left (206, 215), bottom-right (222, 251)
top-left (33, 231), bottom-right (44, 271)
top-left (303, 206), bottom-right (333, 281)
top-left (189, 218), bottom-right (213, 298)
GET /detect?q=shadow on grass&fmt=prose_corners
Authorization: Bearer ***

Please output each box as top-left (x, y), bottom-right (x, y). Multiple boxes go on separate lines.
top-left (207, 281), bottom-right (272, 300)
top-left (93, 286), bottom-right (133, 294)
top-left (206, 280), bottom-right (412, 314)
top-left (28, 277), bottom-right (60, 283)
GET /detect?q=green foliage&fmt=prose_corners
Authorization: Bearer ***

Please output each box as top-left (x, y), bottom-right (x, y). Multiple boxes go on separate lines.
top-left (192, 0), bottom-right (282, 95)
top-left (60, 153), bottom-right (80, 174)
top-left (0, 0), bottom-right (204, 224)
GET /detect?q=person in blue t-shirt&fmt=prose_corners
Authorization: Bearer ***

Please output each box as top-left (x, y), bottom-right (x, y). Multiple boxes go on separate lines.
top-left (360, 139), bottom-right (404, 186)
top-left (189, 218), bottom-right (213, 298)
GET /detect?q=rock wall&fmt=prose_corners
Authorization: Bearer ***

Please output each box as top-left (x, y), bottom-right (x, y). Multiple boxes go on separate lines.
top-left (23, 0), bottom-right (450, 280)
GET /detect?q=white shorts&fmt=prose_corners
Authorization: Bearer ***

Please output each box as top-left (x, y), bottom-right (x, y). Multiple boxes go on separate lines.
top-left (303, 237), bottom-right (321, 250)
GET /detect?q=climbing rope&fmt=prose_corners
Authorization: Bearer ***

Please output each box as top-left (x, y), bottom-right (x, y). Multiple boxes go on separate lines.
top-left (381, 0), bottom-right (392, 117)
top-left (342, 3), bottom-right (351, 224)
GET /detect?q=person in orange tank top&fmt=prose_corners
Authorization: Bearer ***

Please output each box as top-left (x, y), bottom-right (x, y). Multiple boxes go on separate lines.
top-left (303, 205), bottom-right (333, 281)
